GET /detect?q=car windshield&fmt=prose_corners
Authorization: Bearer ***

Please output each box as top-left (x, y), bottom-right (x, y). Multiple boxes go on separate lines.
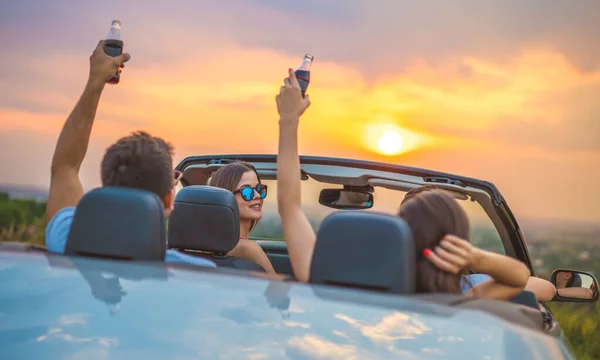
top-left (253, 180), bottom-right (503, 255)
top-left (178, 159), bottom-right (506, 255)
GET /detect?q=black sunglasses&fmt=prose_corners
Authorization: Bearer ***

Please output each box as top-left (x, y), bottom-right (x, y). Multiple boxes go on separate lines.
top-left (234, 184), bottom-right (268, 201)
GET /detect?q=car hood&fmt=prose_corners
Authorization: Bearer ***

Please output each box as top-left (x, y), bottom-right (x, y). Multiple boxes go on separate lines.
top-left (0, 252), bottom-right (571, 360)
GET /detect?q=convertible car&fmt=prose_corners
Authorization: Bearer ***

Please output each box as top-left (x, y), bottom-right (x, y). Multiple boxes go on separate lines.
top-left (1, 154), bottom-right (597, 359)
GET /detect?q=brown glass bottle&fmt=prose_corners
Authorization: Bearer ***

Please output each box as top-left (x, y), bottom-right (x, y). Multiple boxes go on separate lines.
top-left (104, 20), bottom-right (123, 84)
top-left (295, 54), bottom-right (314, 96)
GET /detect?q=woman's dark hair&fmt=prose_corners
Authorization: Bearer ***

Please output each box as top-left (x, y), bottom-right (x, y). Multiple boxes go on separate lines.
top-left (401, 184), bottom-right (442, 207)
top-left (399, 189), bottom-right (471, 294)
top-left (566, 272), bottom-right (582, 288)
top-left (209, 161), bottom-right (262, 232)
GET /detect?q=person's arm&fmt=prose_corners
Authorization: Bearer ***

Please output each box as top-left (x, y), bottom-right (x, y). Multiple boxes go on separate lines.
top-left (466, 274), bottom-right (557, 302)
top-left (229, 239), bottom-right (276, 273)
top-left (557, 287), bottom-right (594, 299)
top-left (276, 69), bottom-right (314, 282)
top-left (525, 277), bottom-right (557, 302)
top-left (425, 235), bottom-right (530, 300)
top-left (465, 249), bottom-right (531, 300)
top-left (46, 40), bottom-right (130, 223)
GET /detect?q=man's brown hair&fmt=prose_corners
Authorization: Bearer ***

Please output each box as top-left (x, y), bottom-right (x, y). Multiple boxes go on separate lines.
top-left (101, 131), bottom-right (174, 198)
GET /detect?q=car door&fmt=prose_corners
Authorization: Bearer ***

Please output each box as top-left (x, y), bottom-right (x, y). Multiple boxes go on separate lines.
top-left (256, 240), bottom-right (294, 276)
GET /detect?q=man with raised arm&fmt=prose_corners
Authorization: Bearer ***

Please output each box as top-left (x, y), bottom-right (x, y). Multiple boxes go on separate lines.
top-left (45, 40), bottom-right (216, 268)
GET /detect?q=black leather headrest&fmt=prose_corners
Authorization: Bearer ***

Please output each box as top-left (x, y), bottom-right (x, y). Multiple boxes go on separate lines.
top-left (310, 211), bottom-right (415, 294)
top-left (65, 187), bottom-right (166, 261)
top-left (509, 290), bottom-right (540, 309)
top-left (168, 186), bottom-right (239, 254)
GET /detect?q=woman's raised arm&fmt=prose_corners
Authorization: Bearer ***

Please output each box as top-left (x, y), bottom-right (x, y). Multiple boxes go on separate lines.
top-left (276, 69), bottom-right (315, 282)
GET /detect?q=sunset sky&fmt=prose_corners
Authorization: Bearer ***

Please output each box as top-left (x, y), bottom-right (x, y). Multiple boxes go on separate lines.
top-left (1, 1), bottom-right (599, 222)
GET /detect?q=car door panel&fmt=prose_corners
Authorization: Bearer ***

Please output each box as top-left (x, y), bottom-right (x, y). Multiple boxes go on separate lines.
top-left (256, 240), bottom-right (294, 276)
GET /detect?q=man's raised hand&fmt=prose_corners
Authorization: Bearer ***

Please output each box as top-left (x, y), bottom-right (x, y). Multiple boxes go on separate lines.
top-left (88, 40), bottom-right (131, 87)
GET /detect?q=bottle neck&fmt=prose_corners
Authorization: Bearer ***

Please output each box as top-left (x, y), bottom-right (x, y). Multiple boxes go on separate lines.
top-left (298, 59), bottom-right (312, 71)
top-left (107, 29), bottom-right (121, 40)
top-left (107, 23), bottom-right (122, 40)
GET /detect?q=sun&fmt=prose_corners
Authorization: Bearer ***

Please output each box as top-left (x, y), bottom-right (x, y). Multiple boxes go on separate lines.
top-left (364, 121), bottom-right (427, 156)
top-left (377, 130), bottom-right (404, 155)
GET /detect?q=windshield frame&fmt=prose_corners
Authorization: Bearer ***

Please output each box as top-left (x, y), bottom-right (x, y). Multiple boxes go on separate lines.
top-left (176, 154), bottom-right (534, 274)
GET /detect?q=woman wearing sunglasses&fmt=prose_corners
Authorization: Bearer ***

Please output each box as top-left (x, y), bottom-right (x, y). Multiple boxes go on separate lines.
top-left (210, 162), bottom-right (275, 273)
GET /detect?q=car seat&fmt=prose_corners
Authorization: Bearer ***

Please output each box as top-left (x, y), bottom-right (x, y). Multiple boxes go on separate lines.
top-left (65, 187), bottom-right (167, 261)
top-left (168, 185), bottom-right (265, 272)
top-left (309, 211), bottom-right (415, 294)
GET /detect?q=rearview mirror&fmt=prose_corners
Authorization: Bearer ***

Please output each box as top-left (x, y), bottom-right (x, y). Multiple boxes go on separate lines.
top-left (551, 269), bottom-right (598, 302)
top-left (319, 189), bottom-right (374, 210)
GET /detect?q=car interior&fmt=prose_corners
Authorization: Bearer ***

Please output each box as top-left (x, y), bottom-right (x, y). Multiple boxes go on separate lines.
top-left (2, 154), bottom-right (594, 339)
top-left (179, 156), bottom-right (525, 275)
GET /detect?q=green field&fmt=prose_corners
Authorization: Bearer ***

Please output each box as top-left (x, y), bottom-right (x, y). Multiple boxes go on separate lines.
top-left (1, 192), bottom-right (598, 359)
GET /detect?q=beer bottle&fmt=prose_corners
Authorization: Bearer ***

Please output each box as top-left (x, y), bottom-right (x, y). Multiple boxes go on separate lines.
top-left (104, 20), bottom-right (123, 84)
top-left (295, 54), bottom-right (314, 96)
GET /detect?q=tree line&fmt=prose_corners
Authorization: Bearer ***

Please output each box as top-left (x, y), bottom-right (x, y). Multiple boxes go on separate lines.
top-left (0, 192), bottom-right (46, 245)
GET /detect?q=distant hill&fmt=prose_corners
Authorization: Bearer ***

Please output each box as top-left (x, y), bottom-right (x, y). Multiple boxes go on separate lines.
top-left (0, 183), bottom-right (597, 234)
top-left (0, 184), bottom-right (48, 202)
top-left (518, 217), bottom-right (600, 233)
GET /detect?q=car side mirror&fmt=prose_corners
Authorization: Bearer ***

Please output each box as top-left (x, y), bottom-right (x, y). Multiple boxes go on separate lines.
top-left (551, 269), bottom-right (598, 302)
top-left (318, 189), bottom-right (374, 210)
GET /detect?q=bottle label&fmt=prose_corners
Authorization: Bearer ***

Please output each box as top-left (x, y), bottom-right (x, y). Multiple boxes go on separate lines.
top-left (104, 40), bottom-right (123, 57)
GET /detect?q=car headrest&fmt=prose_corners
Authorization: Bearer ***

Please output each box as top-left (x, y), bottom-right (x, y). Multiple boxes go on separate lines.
top-left (310, 211), bottom-right (415, 294)
top-left (168, 185), bottom-right (239, 254)
top-left (509, 290), bottom-right (540, 310)
top-left (65, 187), bottom-right (166, 261)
